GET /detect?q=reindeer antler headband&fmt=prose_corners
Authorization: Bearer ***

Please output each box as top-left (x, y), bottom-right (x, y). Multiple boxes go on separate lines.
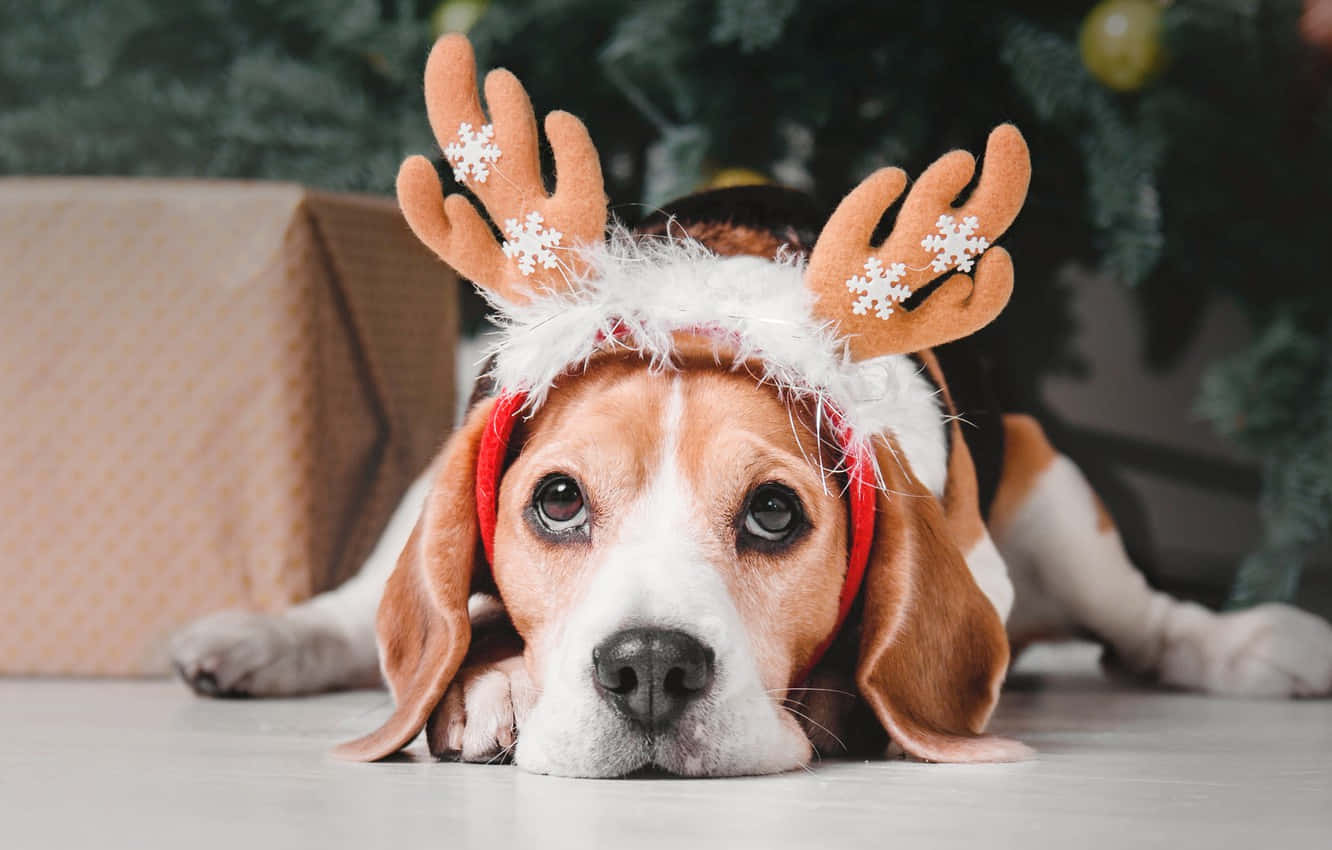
top-left (402, 35), bottom-right (1029, 371)
top-left (399, 35), bottom-right (1030, 675)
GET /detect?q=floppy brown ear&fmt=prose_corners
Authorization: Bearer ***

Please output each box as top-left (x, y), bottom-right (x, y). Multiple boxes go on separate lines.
top-left (333, 398), bottom-right (496, 761)
top-left (856, 437), bottom-right (1030, 763)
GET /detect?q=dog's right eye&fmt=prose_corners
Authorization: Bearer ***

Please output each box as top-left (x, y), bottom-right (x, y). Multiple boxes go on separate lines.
top-left (738, 482), bottom-right (806, 551)
top-left (533, 474), bottom-right (588, 534)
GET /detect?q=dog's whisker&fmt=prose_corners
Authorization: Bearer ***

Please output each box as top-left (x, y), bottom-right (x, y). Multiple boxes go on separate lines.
top-left (485, 739), bottom-right (519, 766)
top-left (780, 704), bottom-right (848, 754)
top-left (768, 687), bottom-right (858, 699)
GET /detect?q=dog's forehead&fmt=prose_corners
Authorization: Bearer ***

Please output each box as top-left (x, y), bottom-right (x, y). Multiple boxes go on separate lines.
top-left (517, 355), bottom-right (828, 469)
top-left (528, 357), bottom-right (670, 436)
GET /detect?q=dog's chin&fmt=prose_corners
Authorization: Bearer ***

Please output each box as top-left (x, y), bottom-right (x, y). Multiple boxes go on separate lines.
top-left (513, 697), bottom-right (812, 778)
top-left (651, 702), bottom-right (813, 777)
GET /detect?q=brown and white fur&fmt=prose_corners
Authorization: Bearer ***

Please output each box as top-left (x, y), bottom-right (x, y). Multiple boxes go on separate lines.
top-left (171, 334), bottom-right (1332, 776)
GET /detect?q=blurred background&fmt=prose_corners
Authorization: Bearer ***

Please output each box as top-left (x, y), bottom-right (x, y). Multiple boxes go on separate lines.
top-left (2, 0), bottom-right (1329, 677)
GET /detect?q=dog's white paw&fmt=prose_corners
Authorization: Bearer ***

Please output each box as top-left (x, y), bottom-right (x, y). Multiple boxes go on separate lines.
top-left (1158, 602), bottom-right (1332, 698)
top-left (429, 655), bottom-right (536, 763)
top-left (169, 610), bottom-right (359, 698)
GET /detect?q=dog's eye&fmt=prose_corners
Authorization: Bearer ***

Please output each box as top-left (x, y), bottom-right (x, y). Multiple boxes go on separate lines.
top-left (534, 474), bottom-right (587, 533)
top-left (742, 483), bottom-right (803, 544)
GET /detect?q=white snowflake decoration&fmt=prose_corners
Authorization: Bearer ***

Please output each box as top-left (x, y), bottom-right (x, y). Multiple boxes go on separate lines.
top-left (443, 122), bottom-right (501, 184)
top-left (502, 212), bottom-right (563, 276)
top-left (920, 214), bottom-right (989, 273)
top-left (846, 257), bottom-right (911, 320)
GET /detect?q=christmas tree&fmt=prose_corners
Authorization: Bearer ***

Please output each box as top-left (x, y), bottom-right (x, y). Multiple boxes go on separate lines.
top-left (3, 0), bottom-right (1328, 605)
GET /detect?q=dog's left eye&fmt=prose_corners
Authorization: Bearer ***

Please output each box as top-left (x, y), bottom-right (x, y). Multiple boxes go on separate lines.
top-left (741, 483), bottom-right (804, 545)
top-left (533, 474), bottom-right (588, 533)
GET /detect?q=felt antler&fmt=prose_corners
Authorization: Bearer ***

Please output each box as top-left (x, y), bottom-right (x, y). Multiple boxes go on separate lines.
top-left (397, 34), bottom-right (608, 303)
top-left (806, 125), bottom-right (1031, 359)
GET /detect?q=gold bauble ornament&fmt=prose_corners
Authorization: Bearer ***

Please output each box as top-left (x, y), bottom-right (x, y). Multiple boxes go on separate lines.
top-left (699, 167), bottom-right (771, 190)
top-left (430, 0), bottom-right (488, 38)
top-left (1079, 0), bottom-right (1166, 92)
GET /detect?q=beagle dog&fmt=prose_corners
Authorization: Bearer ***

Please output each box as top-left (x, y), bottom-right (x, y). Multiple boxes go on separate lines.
top-left (170, 36), bottom-right (1332, 777)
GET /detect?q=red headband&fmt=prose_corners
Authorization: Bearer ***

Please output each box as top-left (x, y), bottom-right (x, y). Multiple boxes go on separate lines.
top-left (474, 386), bottom-right (876, 682)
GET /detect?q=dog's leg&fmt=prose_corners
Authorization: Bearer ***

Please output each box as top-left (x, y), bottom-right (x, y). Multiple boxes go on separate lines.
top-left (170, 472), bottom-right (429, 697)
top-left (991, 415), bottom-right (1332, 698)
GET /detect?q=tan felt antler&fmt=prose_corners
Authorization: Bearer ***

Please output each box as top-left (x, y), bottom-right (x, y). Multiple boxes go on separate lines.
top-left (397, 34), bottom-right (608, 303)
top-left (806, 125), bottom-right (1031, 360)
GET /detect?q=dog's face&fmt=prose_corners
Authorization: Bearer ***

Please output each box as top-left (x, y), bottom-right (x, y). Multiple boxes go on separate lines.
top-left (340, 349), bottom-right (1020, 773)
top-left (492, 356), bottom-right (846, 776)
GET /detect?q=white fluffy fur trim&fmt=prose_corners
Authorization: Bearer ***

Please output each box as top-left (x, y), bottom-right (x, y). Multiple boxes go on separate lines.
top-left (483, 229), bottom-right (948, 497)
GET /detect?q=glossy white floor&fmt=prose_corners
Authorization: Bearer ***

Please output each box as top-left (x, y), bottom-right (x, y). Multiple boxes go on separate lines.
top-left (2, 644), bottom-right (1328, 850)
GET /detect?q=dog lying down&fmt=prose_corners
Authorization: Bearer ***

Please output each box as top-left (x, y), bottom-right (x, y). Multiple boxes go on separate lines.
top-left (171, 35), bottom-right (1332, 777)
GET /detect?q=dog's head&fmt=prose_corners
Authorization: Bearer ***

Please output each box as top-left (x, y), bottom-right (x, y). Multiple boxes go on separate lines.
top-left (336, 35), bottom-right (1032, 775)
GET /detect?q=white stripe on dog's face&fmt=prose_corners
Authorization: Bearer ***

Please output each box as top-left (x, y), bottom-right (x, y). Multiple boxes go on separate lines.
top-left (490, 357), bottom-right (847, 776)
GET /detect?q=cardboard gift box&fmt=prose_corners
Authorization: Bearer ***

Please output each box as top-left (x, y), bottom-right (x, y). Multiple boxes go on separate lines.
top-left (0, 179), bottom-right (458, 675)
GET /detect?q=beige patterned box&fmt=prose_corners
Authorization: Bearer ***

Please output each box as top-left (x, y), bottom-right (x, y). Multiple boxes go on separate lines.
top-left (0, 179), bottom-right (458, 675)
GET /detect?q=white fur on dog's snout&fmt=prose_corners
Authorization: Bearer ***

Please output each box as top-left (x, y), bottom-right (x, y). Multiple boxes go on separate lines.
top-left (515, 380), bottom-right (811, 777)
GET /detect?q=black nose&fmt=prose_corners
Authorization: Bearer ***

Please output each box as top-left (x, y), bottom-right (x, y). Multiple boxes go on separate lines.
top-left (592, 628), bottom-right (714, 730)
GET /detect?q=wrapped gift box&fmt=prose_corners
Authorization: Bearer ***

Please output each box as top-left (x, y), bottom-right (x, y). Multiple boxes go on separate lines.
top-left (0, 179), bottom-right (458, 675)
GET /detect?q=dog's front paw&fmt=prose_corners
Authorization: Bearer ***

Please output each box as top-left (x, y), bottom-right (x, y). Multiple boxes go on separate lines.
top-left (428, 655), bottom-right (535, 763)
top-left (169, 610), bottom-right (350, 698)
top-left (1158, 602), bottom-right (1332, 698)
